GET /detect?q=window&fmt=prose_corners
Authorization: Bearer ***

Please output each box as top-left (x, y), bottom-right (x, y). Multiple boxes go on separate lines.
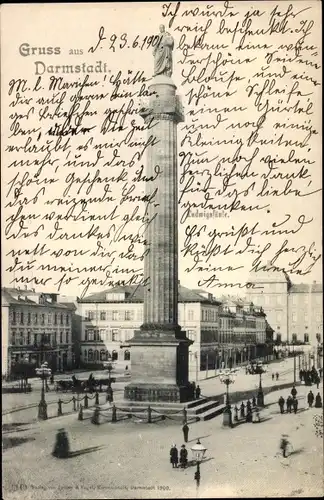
top-left (94, 350), bottom-right (99, 361)
top-left (12, 311), bottom-right (16, 324)
top-left (100, 311), bottom-right (106, 321)
top-left (292, 333), bottom-right (297, 343)
top-left (112, 329), bottom-right (119, 341)
top-left (315, 295), bottom-right (321, 305)
top-left (276, 295), bottom-right (282, 305)
top-left (94, 330), bottom-right (100, 341)
top-left (34, 313), bottom-right (38, 324)
top-left (125, 310), bottom-right (133, 321)
top-left (112, 311), bottom-right (118, 321)
top-left (66, 332), bottom-right (69, 344)
top-left (188, 310), bottom-right (194, 321)
top-left (27, 312), bottom-right (31, 324)
top-left (84, 350), bottom-right (88, 360)
top-left (41, 313), bottom-right (45, 325)
top-left (34, 334), bottom-right (38, 345)
top-left (88, 329), bottom-right (94, 341)
top-left (276, 333), bottom-right (281, 342)
top-left (316, 333), bottom-right (321, 343)
top-left (304, 333), bottom-right (309, 343)
top-left (88, 311), bottom-right (95, 320)
top-left (124, 350), bottom-right (130, 361)
top-left (11, 332), bottom-right (16, 345)
top-left (54, 313), bottom-right (57, 325)
top-left (48, 314), bottom-right (52, 324)
top-left (292, 295), bottom-right (297, 305)
top-left (304, 312), bottom-right (308, 323)
top-left (20, 312), bottom-right (24, 324)
top-left (100, 349), bottom-right (106, 361)
top-left (88, 349), bottom-right (93, 361)
top-left (60, 332), bottom-right (63, 344)
top-left (292, 312), bottom-right (297, 323)
top-left (304, 295), bottom-right (309, 304)
top-left (66, 314), bottom-right (69, 326)
top-left (112, 350), bottom-right (118, 361)
top-left (60, 313), bottom-right (64, 325)
top-left (187, 330), bottom-right (196, 341)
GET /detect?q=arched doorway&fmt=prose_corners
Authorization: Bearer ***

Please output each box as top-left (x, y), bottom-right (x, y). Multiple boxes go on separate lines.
top-left (112, 350), bottom-right (118, 361)
top-left (124, 350), bottom-right (130, 361)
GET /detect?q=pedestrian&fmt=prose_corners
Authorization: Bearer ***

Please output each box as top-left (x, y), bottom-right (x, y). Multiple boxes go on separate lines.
top-left (252, 396), bottom-right (256, 407)
top-left (315, 376), bottom-right (320, 389)
top-left (276, 372), bottom-right (279, 381)
top-left (246, 409), bottom-right (253, 423)
top-left (307, 390), bottom-right (314, 408)
top-left (286, 395), bottom-right (292, 413)
top-left (240, 401), bottom-right (245, 419)
top-left (292, 397), bottom-right (298, 414)
top-left (291, 386), bottom-right (297, 399)
top-left (299, 370), bottom-right (303, 382)
top-left (319, 367), bottom-right (323, 379)
top-left (169, 444), bottom-right (178, 468)
top-left (52, 428), bottom-right (70, 458)
top-left (50, 374), bottom-right (54, 385)
top-left (179, 445), bottom-right (188, 468)
top-left (314, 392), bottom-right (322, 408)
top-left (182, 422), bottom-right (189, 443)
top-left (195, 385), bottom-right (201, 399)
top-left (246, 399), bottom-right (252, 413)
top-left (272, 373), bottom-right (275, 381)
top-left (280, 434), bottom-right (289, 458)
top-left (278, 396), bottom-right (285, 414)
top-left (253, 408), bottom-right (261, 423)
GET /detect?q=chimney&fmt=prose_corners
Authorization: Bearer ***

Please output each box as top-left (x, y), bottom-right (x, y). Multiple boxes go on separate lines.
top-left (313, 281), bottom-right (316, 284)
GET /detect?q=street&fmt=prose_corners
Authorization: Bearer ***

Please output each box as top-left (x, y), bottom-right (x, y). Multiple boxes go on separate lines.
top-left (2, 358), bottom-right (323, 498)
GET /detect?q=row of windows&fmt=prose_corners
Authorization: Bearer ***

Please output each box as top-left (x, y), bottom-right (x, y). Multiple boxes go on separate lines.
top-left (85, 310), bottom-right (137, 321)
top-left (82, 349), bottom-right (130, 361)
top-left (254, 294), bottom-right (321, 306)
top-left (12, 311), bottom-right (70, 326)
top-left (11, 332), bottom-right (70, 345)
top-left (201, 309), bottom-right (218, 322)
top-left (84, 329), bottom-right (133, 342)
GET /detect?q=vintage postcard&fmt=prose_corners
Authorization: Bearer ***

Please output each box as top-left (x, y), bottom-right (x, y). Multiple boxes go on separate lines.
top-left (1, 1), bottom-right (323, 498)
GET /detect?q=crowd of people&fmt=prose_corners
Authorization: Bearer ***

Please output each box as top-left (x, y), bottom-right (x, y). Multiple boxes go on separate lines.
top-left (299, 366), bottom-right (321, 387)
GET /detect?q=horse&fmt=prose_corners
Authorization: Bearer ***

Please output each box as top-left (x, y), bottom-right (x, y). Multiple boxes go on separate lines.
top-left (55, 380), bottom-right (73, 392)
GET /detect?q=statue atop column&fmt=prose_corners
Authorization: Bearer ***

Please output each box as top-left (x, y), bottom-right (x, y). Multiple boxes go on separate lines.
top-left (153, 24), bottom-right (174, 77)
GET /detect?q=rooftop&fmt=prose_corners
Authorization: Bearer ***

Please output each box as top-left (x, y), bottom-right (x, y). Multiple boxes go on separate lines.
top-left (1, 288), bottom-right (74, 309)
top-left (78, 285), bottom-right (222, 305)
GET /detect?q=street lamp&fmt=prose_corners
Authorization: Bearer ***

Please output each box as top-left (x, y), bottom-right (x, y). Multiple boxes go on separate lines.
top-left (254, 364), bottom-right (267, 407)
top-left (35, 361), bottom-right (51, 420)
top-left (220, 370), bottom-right (236, 427)
top-left (191, 439), bottom-right (207, 491)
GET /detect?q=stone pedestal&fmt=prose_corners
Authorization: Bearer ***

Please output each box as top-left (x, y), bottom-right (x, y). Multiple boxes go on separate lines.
top-left (124, 74), bottom-right (192, 402)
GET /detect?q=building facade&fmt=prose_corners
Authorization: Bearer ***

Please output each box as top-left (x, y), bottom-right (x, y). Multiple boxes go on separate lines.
top-left (246, 271), bottom-right (323, 346)
top-left (77, 285), bottom-right (269, 379)
top-left (1, 288), bottom-right (74, 377)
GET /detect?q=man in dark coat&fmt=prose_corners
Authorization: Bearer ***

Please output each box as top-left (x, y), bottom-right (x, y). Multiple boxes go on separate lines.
top-left (299, 370), bottom-right (303, 382)
top-left (315, 392), bottom-right (322, 408)
top-left (292, 397), bottom-right (298, 414)
top-left (307, 390), bottom-right (314, 407)
top-left (170, 444), bottom-right (178, 468)
top-left (278, 396), bottom-right (285, 414)
top-left (276, 372), bottom-right (279, 381)
top-left (179, 445), bottom-right (188, 468)
top-left (52, 428), bottom-right (70, 458)
top-left (240, 402), bottom-right (245, 419)
top-left (182, 422), bottom-right (189, 443)
top-left (286, 395), bottom-right (292, 413)
top-left (195, 385), bottom-right (201, 399)
top-left (315, 375), bottom-right (320, 389)
top-left (272, 373), bottom-right (275, 381)
top-left (291, 386), bottom-right (297, 399)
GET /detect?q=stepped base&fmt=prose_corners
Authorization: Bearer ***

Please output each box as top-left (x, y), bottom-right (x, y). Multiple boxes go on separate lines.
top-left (124, 383), bottom-right (190, 403)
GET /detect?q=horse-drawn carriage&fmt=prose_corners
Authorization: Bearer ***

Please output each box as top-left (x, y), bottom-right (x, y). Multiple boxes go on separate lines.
top-left (55, 373), bottom-right (115, 393)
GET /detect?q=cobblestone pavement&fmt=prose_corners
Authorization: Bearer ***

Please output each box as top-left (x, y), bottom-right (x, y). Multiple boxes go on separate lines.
top-left (2, 377), bottom-right (323, 499)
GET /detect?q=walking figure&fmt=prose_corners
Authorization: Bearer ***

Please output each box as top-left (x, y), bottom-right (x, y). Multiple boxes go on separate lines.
top-left (276, 372), bottom-right (279, 381)
top-left (291, 386), bottom-right (297, 399)
top-left (182, 422), bottom-right (189, 443)
top-left (315, 392), bottom-right (322, 408)
top-left (272, 373), bottom-right (275, 381)
top-left (179, 445), bottom-right (188, 468)
top-left (252, 396), bottom-right (256, 407)
top-left (240, 402), bottom-right (245, 419)
top-left (286, 395), bottom-right (293, 413)
top-left (292, 397), bottom-right (298, 414)
top-left (52, 428), bottom-right (70, 458)
top-left (280, 434), bottom-right (289, 458)
top-left (307, 390), bottom-right (314, 408)
top-left (195, 385), bottom-right (201, 399)
top-left (246, 399), bottom-right (252, 413)
top-left (170, 444), bottom-right (178, 468)
top-left (278, 396), bottom-right (285, 414)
